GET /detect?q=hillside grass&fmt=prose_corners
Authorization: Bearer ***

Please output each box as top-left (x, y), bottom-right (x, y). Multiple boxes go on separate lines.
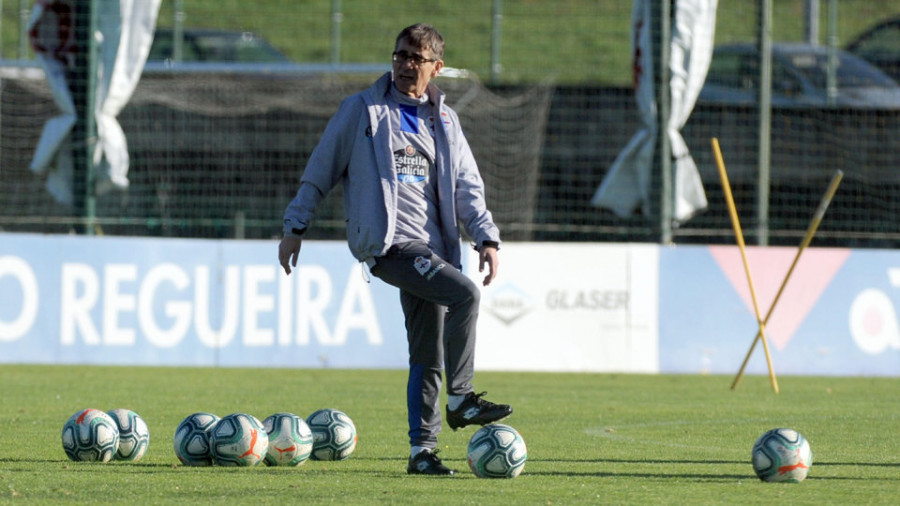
top-left (3, 1), bottom-right (900, 84)
top-left (1, 365), bottom-right (899, 504)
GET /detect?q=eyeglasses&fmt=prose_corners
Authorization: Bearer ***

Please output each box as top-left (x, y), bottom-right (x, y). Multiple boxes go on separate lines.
top-left (392, 51), bottom-right (438, 66)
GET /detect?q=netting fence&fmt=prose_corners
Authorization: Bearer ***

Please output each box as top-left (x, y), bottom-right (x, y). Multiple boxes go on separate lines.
top-left (2, 1), bottom-right (900, 247)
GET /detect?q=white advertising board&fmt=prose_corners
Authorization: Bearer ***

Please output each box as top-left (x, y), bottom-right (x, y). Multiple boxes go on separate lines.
top-left (0, 234), bottom-right (405, 368)
top-left (465, 243), bottom-right (659, 372)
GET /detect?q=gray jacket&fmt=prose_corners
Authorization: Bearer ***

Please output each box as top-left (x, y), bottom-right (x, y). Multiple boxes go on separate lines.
top-left (283, 72), bottom-right (500, 268)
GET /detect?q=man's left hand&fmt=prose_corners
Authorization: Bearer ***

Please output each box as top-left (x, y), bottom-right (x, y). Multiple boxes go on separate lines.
top-left (479, 246), bottom-right (499, 286)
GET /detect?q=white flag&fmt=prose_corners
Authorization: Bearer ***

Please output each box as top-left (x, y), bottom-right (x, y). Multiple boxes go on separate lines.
top-left (591, 0), bottom-right (656, 218)
top-left (29, 0), bottom-right (161, 204)
top-left (593, 0), bottom-right (716, 223)
top-left (669, 0), bottom-right (716, 221)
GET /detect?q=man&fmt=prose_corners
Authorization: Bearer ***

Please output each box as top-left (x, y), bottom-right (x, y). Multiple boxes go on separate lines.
top-left (278, 23), bottom-right (512, 476)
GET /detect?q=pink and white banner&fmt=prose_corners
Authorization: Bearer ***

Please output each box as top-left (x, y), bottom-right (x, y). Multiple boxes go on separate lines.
top-left (660, 245), bottom-right (900, 376)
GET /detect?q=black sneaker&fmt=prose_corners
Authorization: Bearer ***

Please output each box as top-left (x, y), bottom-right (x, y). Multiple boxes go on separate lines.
top-left (406, 449), bottom-right (456, 476)
top-left (446, 391), bottom-right (513, 431)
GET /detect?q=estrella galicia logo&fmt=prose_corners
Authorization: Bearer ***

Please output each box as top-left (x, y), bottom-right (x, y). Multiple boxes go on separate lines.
top-left (394, 145), bottom-right (429, 184)
top-left (484, 284), bottom-right (535, 325)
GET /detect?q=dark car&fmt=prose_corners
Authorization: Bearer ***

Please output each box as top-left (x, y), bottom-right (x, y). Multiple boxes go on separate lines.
top-left (148, 28), bottom-right (289, 64)
top-left (845, 16), bottom-right (900, 82)
top-left (699, 42), bottom-right (900, 108)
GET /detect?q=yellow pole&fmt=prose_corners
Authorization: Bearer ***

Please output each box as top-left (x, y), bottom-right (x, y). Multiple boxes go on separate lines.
top-left (731, 169), bottom-right (843, 390)
top-left (711, 138), bottom-right (779, 394)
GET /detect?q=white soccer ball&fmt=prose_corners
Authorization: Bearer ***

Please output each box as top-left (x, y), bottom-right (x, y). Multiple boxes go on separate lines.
top-left (61, 408), bottom-right (120, 462)
top-left (752, 428), bottom-right (813, 482)
top-left (306, 408), bottom-right (357, 461)
top-left (107, 408), bottom-right (150, 462)
top-left (262, 412), bottom-right (314, 466)
top-left (467, 423), bottom-right (527, 478)
top-left (210, 413), bottom-right (269, 467)
top-left (173, 412), bottom-right (220, 466)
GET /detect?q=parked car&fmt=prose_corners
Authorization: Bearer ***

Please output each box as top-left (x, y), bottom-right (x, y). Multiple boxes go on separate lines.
top-left (845, 16), bottom-right (900, 82)
top-left (699, 42), bottom-right (900, 108)
top-left (148, 28), bottom-right (289, 64)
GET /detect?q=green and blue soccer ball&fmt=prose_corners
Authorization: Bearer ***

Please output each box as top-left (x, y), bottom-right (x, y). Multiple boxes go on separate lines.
top-left (61, 408), bottom-right (120, 462)
top-left (751, 428), bottom-right (813, 482)
top-left (173, 412), bottom-right (220, 466)
top-left (467, 423), bottom-right (527, 478)
top-left (107, 408), bottom-right (150, 462)
top-left (306, 408), bottom-right (357, 461)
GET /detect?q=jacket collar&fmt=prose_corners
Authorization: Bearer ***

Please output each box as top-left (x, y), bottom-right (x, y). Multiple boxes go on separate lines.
top-left (365, 72), bottom-right (445, 109)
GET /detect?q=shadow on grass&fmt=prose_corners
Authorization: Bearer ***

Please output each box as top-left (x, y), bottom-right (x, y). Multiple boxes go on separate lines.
top-left (0, 458), bottom-right (71, 464)
top-left (519, 457), bottom-right (747, 479)
top-left (0, 458), bottom-right (189, 471)
top-left (523, 457), bottom-right (900, 480)
top-left (343, 456), bottom-right (407, 462)
top-left (528, 469), bottom-right (749, 479)
top-left (814, 461), bottom-right (900, 468)
top-left (533, 457), bottom-right (900, 467)
top-left (538, 458), bottom-right (747, 465)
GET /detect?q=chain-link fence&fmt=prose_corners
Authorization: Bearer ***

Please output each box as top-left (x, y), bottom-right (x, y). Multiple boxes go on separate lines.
top-left (2, 1), bottom-right (900, 247)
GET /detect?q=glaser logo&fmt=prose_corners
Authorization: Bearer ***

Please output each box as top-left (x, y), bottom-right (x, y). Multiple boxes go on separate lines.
top-left (484, 285), bottom-right (629, 326)
top-left (546, 290), bottom-right (629, 310)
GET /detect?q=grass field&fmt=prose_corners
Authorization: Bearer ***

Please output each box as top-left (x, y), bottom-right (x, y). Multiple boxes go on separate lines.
top-left (4, 1), bottom-right (900, 84)
top-left (2, 365), bottom-right (899, 504)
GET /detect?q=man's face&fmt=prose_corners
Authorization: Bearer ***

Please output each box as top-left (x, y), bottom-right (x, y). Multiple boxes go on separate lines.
top-left (392, 38), bottom-right (443, 98)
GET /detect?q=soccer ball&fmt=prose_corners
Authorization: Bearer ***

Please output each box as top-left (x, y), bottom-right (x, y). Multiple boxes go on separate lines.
top-left (306, 408), bottom-right (357, 461)
top-left (262, 412), bottom-right (314, 466)
top-left (61, 408), bottom-right (120, 462)
top-left (107, 409), bottom-right (150, 462)
top-left (210, 413), bottom-right (269, 467)
top-left (173, 412), bottom-right (220, 466)
top-left (467, 423), bottom-right (527, 478)
top-left (751, 428), bottom-right (813, 482)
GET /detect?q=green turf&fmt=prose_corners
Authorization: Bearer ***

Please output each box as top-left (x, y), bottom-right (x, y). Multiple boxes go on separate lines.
top-left (1, 365), bottom-right (899, 504)
top-left (4, 1), bottom-right (900, 84)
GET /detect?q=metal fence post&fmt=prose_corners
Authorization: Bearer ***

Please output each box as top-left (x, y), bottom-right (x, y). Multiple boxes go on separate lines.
top-left (804, 0), bottom-right (819, 44)
top-left (491, 0), bottom-right (502, 83)
top-left (654, 0), bottom-right (673, 244)
top-left (72, 0), bottom-right (99, 234)
top-left (174, 0), bottom-right (185, 62)
top-left (331, 0), bottom-right (342, 65)
top-left (18, 0), bottom-right (29, 58)
top-left (757, 0), bottom-right (772, 246)
top-left (825, 0), bottom-right (838, 105)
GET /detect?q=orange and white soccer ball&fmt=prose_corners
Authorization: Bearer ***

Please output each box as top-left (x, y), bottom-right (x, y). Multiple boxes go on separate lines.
top-left (751, 428), bottom-right (813, 482)
top-left (209, 413), bottom-right (269, 467)
top-left (262, 412), bottom-right (314, 466)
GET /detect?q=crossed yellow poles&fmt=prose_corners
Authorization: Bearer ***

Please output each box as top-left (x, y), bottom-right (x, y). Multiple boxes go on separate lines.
top-left (711, 138), bottom-right (843, 394)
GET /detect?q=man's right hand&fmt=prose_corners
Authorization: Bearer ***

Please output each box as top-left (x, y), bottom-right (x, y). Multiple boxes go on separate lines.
top-left (278, 236), bottom-right (303, 275)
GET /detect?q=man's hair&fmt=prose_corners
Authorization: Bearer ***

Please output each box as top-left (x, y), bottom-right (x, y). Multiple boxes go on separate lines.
top-left (395, 23), bottom-right (444, 59)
